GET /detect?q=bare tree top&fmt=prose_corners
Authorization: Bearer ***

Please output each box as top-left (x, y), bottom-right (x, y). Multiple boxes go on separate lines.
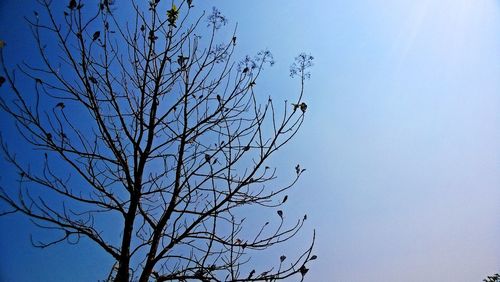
top-left (0, 0), bottom-right (316, 281)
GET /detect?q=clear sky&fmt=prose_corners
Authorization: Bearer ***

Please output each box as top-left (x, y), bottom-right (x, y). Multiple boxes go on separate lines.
top-left (0, 0), bottom-right (499, 281)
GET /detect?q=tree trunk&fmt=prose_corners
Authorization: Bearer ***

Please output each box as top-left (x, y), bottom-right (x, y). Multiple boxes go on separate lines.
top-left (114, 198), bottom-right (138, 281)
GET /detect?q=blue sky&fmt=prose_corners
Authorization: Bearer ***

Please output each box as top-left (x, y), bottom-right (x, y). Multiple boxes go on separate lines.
top-left (1, 0), bottom-right (499, 281)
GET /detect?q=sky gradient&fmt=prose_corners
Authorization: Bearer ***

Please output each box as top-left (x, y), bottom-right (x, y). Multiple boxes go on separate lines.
top-left (0, 0), bottom-right (499, 281)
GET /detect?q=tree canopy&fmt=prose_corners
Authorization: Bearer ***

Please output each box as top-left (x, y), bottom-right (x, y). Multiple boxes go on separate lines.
top-left (0, 0), bottom-right (315, 281)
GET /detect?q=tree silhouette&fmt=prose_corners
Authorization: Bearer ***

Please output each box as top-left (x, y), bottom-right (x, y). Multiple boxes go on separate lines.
top-left (484, 274), bottom-right (500, 282)
top-left (0, 1), bottom-right (315, 281)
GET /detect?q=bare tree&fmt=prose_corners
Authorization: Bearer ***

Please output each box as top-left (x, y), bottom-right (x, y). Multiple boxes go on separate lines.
top-left (484, 274), bottom-right (500, 282)
top-left (0, 0), bottom-right (316, 281)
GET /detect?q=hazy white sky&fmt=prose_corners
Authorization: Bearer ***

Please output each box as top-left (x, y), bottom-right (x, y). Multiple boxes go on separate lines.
top-left (0, 0), bottom-right (499, 281)
top-left (209, 1), bottom-right (500, 280)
